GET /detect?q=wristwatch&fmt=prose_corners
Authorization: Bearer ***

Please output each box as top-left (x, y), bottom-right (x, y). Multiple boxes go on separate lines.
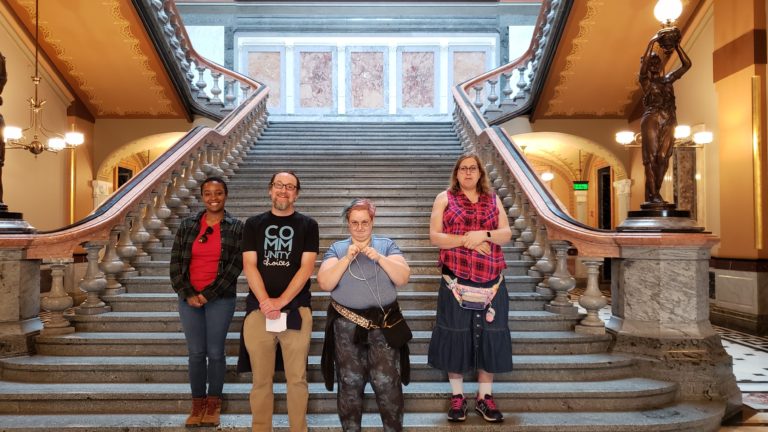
top-left (486, 231), bottom-right (491, 238)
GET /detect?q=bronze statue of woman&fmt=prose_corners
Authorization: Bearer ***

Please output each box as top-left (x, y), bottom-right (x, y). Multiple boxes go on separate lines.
top-left (638, 27), bottom-right (691, 209)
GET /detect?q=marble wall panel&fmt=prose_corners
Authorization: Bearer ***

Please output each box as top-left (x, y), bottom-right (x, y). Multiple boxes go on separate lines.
top-left (401, 51), bottom-right (435, 108)
top-left (247, 52), bottom-right (281, 109)
top-left (350, 51), bottom-right (385, 109)
top-left (299, 51), bottom-right (333, 108)
top-left (452, 51), bottom-right (487, 86)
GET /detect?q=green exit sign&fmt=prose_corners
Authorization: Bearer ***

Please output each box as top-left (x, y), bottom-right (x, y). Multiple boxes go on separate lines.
top-left (573, 181), bottom-right (589, 191)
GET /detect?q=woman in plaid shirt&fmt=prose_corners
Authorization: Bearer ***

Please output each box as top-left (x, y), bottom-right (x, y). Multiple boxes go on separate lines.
top-left (170, 176), bottom-right (244, 427)
top-left (427, 154), bottom-right (513, 423)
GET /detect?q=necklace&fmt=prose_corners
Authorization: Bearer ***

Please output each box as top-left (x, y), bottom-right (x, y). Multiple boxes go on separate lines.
top-left (347, 246), bottom-right (385, 312)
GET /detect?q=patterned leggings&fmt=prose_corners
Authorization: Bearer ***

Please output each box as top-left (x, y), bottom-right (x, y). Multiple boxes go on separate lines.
top-left (333, 317), bottom-right (404, 432)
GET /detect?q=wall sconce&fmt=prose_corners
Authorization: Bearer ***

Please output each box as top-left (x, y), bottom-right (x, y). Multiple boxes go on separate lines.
top-left (541, 170), bottom-right (554, 182)
top-left (615, 124), bottom-right (713, 148)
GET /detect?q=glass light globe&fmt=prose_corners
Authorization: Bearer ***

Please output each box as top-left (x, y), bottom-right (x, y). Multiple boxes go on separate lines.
top-left (541, 171), bottom-right (555, 182)
top-left (615, 131), bottom-right (636, 145)
top-left (48, 137), bottom-right (66, 151)
top-left (65, 131), bottom-right (85, 146)
top-left (674, 124), bottom-right (691, 139)
top-left (3, 126), bottom-right (23, 140)
top-left (654, 0), bottom-right (683, 24)
top-left (692, 131), bottom-right (713, 145)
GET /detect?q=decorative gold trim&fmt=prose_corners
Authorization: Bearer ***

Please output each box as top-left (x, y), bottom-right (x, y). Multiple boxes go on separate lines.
top-left (753, 75), bottom-right (763, 250)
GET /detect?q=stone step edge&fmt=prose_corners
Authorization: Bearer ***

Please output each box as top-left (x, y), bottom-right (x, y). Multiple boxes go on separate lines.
top-left (0, 402), bottom-right (724, 431)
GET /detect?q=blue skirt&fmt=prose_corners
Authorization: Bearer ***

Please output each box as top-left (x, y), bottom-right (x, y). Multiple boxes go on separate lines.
top-left (427, 271), bottom-right (513, 374)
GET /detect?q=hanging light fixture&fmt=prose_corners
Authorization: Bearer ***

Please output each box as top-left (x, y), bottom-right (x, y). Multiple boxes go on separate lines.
top-left (2, 0), bottom-right (83, 155)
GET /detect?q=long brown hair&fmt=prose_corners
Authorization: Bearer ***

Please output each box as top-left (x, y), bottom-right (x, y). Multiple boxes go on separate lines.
top-left (449, 153), bottom-right (490, 195)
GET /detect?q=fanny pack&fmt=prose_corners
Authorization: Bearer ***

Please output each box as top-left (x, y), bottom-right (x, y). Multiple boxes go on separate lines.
top-left (443, 274), bottom-right (502, 322)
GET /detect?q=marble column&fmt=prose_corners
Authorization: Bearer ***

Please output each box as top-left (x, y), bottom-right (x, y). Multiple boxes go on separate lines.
top-left (608, 236), bottom-right (741, 417)
top-left (0, 248), bottom-right (43, 356)
top-left (613, 179), bottom-right (632, 225)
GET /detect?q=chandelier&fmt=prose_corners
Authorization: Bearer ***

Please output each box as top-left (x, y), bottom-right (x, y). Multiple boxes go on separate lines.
top-left (2, 0), bottom-right (83, 155)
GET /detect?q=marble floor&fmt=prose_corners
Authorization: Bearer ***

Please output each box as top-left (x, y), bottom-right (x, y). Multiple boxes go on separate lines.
top-left (716, 325), bottom-right (768, 430)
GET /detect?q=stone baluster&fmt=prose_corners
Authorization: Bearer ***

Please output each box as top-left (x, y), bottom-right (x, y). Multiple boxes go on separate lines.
top-left (154, 182), bottom-right (174, 244)
top-left (513, 64), bottom-right (529, 102)
top-left (40, 259), bottom-right (75, 335)
top-left (194, 148), bottom-right (210, 180)
top-left (223, 140), bottom-right (237, 176)
top-left (527, 215), bottom-right (544, 277)
top-left (483, 78), bottom-right (501, 114)
top-left (240, 83), bottom-right (251, 101)
top-left (174, 166), bottom-right (191, 217)
top-left (513, 198), bottom-right (530, 247)
top-left (100, 227), bottom-right (125, 296)
top-left (130, 205), bottom-right (151, 264)
top-left (223, 79), bottom-right (236, 110)
top-left (472, 85), bottom-right (484, 110)
top-left (211, 148), bottom-right (225, 178)
top-left (184, 158), bottom-right (200, 201)
top-left (534, 229), bottom-right (555, 296)
top-left (546, 241), bottom-right (578, 315)
top-left (208, 71), bottom-right (224, 106)
top-left (142, 194), bottom-right (163, 254)
top-left (195, 63), bottom-right (210, 102)
top-left (165, 173), bottom-right (184, 229)
top-left (116, 217), bottom-right (138, 278)
top-left (500, 71), bottom-right (515, 108)
top-left (75, 242), bottom-right (111, 315)
top-left (575, 259), bottom-right (607, 334)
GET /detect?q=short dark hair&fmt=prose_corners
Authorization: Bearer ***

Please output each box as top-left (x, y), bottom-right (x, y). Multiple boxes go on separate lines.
top-left (269, 171), bottom-right (301, 191)
top-left (200, 176), bottom-right (228, 195)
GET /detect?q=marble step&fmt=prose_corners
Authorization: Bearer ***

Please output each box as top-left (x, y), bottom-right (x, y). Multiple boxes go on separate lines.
top-left (66, 309), bottom-right (572, 333)
top-left (0, 353), bottom-right (635, 384)
top-left (0, 404), bottom-right (725, 432)
top-left (34, 331), bottom-right (611, 357)
top-left (119, 274), bottom-right (543, 294)
top-left (227, 190), bottom-right (441, 199)
top-left (226, 182), bottom-right (448, 189)
top-left (0, 378), bottom-right (676, 414)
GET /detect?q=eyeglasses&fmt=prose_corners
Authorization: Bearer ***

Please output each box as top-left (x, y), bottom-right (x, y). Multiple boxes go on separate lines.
top-left (349, 221), bottom-right (371, 229)
top-left (198, 226), bottom-right (214, 243)
top-left (271, 182), bottom-right (298, 191)
top-left (458, 166), bottom-right (479, 173)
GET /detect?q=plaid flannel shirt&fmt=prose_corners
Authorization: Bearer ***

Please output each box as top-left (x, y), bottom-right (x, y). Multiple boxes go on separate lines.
top-left (170, 210), bottom-right (244, 301)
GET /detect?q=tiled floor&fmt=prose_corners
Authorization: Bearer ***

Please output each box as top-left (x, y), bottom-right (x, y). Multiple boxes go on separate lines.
top-left (716, 325), bottom-right (768, 430)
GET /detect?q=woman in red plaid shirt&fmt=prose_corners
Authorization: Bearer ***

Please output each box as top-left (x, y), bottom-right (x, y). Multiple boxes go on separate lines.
top-left (427, 153), bottom-right (513, 423)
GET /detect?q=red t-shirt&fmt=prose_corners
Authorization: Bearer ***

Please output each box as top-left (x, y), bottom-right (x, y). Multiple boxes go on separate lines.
top-left (189, 218), bottom-right (222, 292)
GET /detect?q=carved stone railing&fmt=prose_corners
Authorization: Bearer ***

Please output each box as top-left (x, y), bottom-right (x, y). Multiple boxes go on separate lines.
top-left (135, 0), bottom-right (258, 120)
top-left (459, 0), bottom-right (570, 125)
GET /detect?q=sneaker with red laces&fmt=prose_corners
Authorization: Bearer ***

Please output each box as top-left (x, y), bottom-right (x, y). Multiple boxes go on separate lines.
top-left (447, 394), bottom-right (467, 422)
top-left (475, 394), bottom-right (503, 422)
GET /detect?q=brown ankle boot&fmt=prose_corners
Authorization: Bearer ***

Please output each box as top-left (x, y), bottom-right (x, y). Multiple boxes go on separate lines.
top-left (200, 395), bottom-right (222, 427)
top-left (185, 397), bottom-right (207, 427)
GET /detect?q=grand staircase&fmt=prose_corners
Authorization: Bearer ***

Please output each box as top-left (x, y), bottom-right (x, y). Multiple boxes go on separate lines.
top-left (0, 122), bottom-right (724, 430)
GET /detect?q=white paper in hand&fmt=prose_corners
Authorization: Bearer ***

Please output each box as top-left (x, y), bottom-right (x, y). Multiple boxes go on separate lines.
top-left (265, 312), bottom-right (288, 332)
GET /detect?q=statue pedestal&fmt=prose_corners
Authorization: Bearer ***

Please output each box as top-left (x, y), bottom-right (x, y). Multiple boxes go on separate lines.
top-left (617, 208), bottom-right (703, 232)
top-left (0, 205), bottom-right (36, 234)
top-left (608, 239), bottom-right (741, 420)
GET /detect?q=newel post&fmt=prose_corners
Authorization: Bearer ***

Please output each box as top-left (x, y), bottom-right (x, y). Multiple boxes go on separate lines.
top-left (0, 248), bottom-right (43, 356)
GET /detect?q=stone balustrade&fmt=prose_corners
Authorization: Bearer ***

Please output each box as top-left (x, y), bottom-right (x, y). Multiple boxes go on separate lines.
top-left (459, 0), bottom-right (567, 124)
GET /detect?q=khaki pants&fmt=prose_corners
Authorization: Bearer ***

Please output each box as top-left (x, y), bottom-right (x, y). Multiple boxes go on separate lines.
top-left (244, 307), bottom-right (312, 432)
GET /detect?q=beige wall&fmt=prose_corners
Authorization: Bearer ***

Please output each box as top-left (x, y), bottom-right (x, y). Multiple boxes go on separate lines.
top-left (1, 6), bottom-right (77, 230)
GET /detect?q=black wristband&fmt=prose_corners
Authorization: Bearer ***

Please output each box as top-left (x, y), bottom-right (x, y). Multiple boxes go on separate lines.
top-left (486, 231), bottom-right (491, 238)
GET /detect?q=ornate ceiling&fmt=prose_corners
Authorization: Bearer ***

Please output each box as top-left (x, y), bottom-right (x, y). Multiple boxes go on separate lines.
top-left (4, 0), bottom-right (187, 119)
top-left (535, 0), bottom-right (704, 119)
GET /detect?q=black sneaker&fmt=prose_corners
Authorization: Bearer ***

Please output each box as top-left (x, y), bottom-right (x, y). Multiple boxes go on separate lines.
top-left (447, 394), bottom-right (467, 422)
top-left (475, 394), bottom-right (503, 422)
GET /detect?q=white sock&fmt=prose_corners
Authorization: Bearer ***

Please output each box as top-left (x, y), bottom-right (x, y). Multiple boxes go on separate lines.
top-left (449, 377), bottom-right (464, 396)
top-left (478, 382), bottom-right (493, 399)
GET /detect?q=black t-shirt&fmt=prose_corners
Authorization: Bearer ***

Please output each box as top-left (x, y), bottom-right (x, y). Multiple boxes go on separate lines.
top-left (242, 211), bottom-right (319, 300)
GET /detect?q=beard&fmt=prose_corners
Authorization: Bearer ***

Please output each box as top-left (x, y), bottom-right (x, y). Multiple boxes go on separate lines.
top-left (273, 197), bottom-right (292, 211)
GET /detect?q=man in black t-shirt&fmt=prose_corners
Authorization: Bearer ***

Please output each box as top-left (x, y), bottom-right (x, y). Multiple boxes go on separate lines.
top-left (240, 171), bottom-right (319, 432)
